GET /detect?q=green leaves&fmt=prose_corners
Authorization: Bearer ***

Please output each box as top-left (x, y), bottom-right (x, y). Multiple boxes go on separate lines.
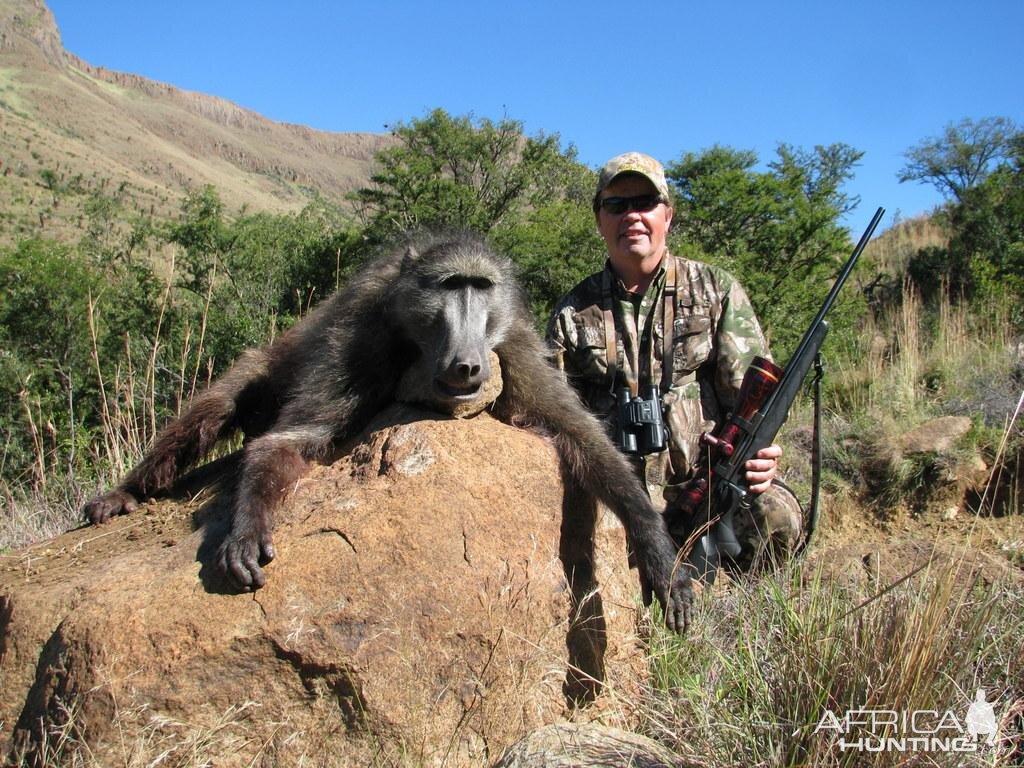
top-left (666, 143), bottom-right (865, 357)
top-left (903, 120), bottom-right (1024, 315)
top-left (491, 200), bottom-right (604, 323)
top-left (353, 109), bottom-right (585, 238)
top-left (352, 108), bottom-right (600, 322)
top-left (898, 116), bottom-right (1019, 203)
top-left (0, 190), bottom-right (365, 487)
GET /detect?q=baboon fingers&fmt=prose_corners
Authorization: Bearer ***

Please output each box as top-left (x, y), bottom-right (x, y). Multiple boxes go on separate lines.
top-left (260, 535), bottom-right (276, 563)
top-left (666, 605), bottom-right (688, 635)
top-left (661, 570), bottom-right (695, 635)
top-left (241, 555), bottom-right (266, 592)
top-left (82, 499), bottom-right (110, 524)
top-left (228, 554), bottom-right (263, 591)
top-left (662, 590), bottom-right (693, 635)
top-left (82, 503), bottom-right (102, 524)
top-left (218, 534), bottom-right (273, 591)
top-left (82, 488), bottom-right (138, 524)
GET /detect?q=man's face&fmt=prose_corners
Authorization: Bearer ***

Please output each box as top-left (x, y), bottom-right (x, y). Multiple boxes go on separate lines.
top-left (595, 174), bottom-right (673, 273)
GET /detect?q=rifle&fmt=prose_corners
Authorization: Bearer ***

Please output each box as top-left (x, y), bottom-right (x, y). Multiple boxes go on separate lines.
top-left (672, 206), bottom-right (885, 583)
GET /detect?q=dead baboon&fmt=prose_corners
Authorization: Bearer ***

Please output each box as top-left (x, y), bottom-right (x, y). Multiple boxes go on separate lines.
top-left (83, 232), bottom-right (693, 633)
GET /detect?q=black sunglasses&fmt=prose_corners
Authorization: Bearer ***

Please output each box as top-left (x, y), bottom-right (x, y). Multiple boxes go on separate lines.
top-left (598, 194), bottom-right (665, 215)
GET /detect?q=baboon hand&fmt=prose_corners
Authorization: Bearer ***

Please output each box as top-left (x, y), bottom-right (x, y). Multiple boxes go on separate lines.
top-left (660, 563), bottom-right (694, 635)
top-left (82, 488), bottom-right (139, 524)
top-left (640, 548), bottom-right (694, 635)
top-left (218, 527), bottom-right (276, 592)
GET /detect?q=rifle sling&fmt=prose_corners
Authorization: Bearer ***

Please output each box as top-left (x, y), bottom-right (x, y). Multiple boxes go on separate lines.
top-left (661, 257), bottom-right (677, 395)
top-left (601, 269), bottom-right (619, 395)
top-left (796, 353), bottom-right (824, 557)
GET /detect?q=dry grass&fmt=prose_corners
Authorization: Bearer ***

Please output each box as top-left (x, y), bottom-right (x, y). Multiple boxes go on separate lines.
top-left (829, 280), bottom-right (1014, 419)
top-left (9, 548), bottom-right (1022, 767)
top-left (863, 214), bottom-right (949, 277)
top-left (665, 274), bottom-right (1024, 767)
top-left (640, 553), bottom-right (1023, 767)
top-left (21, 699), bottom-right (266, 768)
top-left (0, 261), bottom-right (214, 552)
top-left (779, 277), bottom-right (1022, 520)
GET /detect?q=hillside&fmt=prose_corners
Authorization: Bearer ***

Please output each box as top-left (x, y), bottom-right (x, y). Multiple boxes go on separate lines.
top-left (0, 0), bottom-right (389, 244)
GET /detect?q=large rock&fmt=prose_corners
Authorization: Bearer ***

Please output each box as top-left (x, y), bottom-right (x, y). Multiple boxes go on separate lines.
top-left (0, 407), bottom-right (642, 766)
top-left (899, 415), bottom-right (973, 455)
top-left (861, 415), bottom-right (989, 515)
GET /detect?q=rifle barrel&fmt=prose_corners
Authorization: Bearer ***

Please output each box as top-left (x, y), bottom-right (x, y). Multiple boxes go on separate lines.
top-left (785, 207), bottom-right (885, 371)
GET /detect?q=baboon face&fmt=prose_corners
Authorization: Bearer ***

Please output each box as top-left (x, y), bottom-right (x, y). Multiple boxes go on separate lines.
top-left (392, 239), bottom-right (516, 408)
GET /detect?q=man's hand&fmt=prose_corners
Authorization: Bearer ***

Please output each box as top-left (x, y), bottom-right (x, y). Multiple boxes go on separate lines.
top-left (744, 443), bottom-right (781, 494)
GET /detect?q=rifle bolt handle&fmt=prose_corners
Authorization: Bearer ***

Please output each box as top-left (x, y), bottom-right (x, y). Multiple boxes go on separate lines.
top-left (700, 432), bottom-right (734, 457)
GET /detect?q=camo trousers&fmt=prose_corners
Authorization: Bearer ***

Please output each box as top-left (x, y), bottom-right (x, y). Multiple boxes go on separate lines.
top-left (658, 478), bottom-right (804, 574)
top-left (730, 481), bottom-right (804, 571)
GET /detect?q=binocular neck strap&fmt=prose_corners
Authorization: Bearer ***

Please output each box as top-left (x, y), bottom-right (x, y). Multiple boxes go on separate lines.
top-left (602, 256), bottom-right (679, 399)
top-left (661, 256), bottom-right (678, 395)
top-left (601, 269), bottom-right (622, 395)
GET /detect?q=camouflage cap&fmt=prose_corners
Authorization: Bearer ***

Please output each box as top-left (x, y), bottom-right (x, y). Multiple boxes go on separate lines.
top-left (595, 152), bottom-right (670, 201)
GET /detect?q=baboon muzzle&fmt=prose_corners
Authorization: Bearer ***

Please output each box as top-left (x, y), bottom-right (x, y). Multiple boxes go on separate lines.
top-left (435, 351), bottom-right (490, 398)
top-left (433, 285), bottom-right (493, 400)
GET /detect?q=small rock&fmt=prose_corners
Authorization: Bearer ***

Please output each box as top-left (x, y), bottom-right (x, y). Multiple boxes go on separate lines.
top-left (493, 723), bottom-right (691, 768)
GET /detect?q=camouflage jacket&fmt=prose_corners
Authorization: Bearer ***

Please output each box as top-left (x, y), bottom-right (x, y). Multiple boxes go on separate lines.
top-left (547, 254), bottom-right (770, 504)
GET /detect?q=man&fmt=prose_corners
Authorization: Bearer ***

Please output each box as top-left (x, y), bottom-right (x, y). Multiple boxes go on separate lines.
top-left (547, 152), bottom-right (802, 575)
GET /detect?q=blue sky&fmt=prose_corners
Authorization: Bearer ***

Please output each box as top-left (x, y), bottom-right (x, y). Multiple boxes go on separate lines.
top-left (48, 1), bottom-right (1023, 232)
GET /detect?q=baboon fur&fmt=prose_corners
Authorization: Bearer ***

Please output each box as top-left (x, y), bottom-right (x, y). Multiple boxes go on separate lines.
top-left (83, 232), bottom-right (693, 633)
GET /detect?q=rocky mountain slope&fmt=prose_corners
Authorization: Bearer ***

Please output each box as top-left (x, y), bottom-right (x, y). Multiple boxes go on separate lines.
top-left (0, 0), bottom-right (389, 244)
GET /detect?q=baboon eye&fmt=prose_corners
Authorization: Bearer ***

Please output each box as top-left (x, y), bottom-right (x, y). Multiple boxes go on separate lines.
top-left (440, 275), bottom-right (494, 290)
top-left (470, 277), bottom-right (494, 290)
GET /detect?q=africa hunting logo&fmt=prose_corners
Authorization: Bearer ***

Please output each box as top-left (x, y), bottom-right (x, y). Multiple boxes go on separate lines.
top-left (811, 689), bottom-right (998, 753)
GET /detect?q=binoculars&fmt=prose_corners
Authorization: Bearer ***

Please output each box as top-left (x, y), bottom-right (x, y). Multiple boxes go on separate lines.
top-left (615, 386), bottom-right (667, 456)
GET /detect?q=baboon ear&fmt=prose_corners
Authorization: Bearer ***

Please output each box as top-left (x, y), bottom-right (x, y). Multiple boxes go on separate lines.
top-left (401, 244), bottom-right (420, 269)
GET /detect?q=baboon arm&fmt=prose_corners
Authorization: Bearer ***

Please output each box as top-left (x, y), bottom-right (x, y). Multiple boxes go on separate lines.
top-left (82, 392), bottom-right (239, 523)
top-left (217, 424), bottom-right (334, 591)
top-left (83, 349), bottom-right (273, 524)
top-left (496, 323), bottom-right (693, 634)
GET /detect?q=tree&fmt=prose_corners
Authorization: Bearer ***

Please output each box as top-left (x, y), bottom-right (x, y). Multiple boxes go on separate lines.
top-left (0, 239), bottom-right (101, 481)
top-left (352, 108), bottom-right (605, 324)
top-left (491, 200), bottom-right (605, 323)
top-left (946, 133), bottom-right (1024, 306)
top-left (353, 109), bottom-right (586, 238)
top-left (165, 186), bottom-right (232, 296)
top-left (904, 129), bottom-right (1024, 316)
top-left (897, 116), bottom-right (1019, 202)
top-left (39, 168), bottom-right (59, 192)
top-left (666, 143), bottom-right (864, 355)
top-left (220, 199), bottom-right (362, 332)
